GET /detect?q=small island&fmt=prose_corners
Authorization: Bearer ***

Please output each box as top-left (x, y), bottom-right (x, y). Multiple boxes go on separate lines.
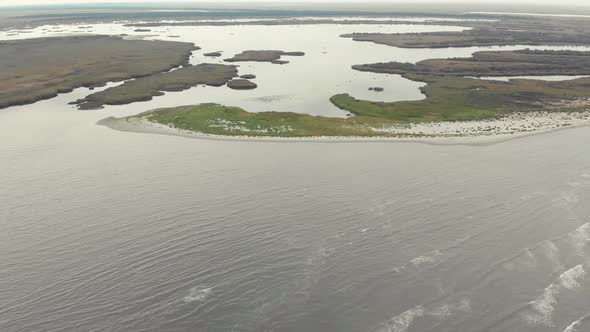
top-left (227, 79), bottom-right (258, 90)
top-left (204, 51), bottom-right (222, 57)
top-left (224, 50), bottom-right (305, 64)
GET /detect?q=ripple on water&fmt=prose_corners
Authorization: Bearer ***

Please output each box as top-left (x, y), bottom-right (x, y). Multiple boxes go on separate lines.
top-left (375, 298), bottom-right (471, 332)
top-left (410, 250), bottom-right (444, 267)
top-left (183, 287), bottom-right (213, 303)
top-left (569, 223), bottom-right (590, 256)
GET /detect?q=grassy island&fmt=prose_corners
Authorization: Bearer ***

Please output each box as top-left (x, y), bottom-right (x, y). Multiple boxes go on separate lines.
top-left (352, 50), bottom-right (590, 77)
top-left (136, 103), bottom-right (397, 137)
top-left (0, 36), bottom-right (197, 109)
top-left (341, 25), bottom-right (590, 48)
top-left (73, 64), bottom-right (238, 110)
top-left (227, 79), bottom-right (258, 90)
top-left (224, 50), bottom-right (305, 64)
top-left (331, 76), bottom-right (590, 121)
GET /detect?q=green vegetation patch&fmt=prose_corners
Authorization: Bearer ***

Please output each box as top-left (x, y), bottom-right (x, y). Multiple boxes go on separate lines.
top-left (332, 49), bottom-right (590, 127)
top-left (332, 76), bottom-right (590, 122)
top-left (74, 64), bottom-right (238, 110)
top-left (143, 103), bottom-right (405, 137)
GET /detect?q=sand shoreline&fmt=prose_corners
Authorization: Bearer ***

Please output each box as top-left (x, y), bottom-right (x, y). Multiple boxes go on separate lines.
top-left (98, 111), bottom-right (590, 145)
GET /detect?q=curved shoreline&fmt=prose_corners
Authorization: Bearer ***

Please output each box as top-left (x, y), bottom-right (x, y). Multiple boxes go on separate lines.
top-left (98, 112), bottom-right (590, 146)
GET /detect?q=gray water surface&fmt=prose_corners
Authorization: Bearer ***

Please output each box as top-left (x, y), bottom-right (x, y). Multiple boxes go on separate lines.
top-left (2, 109), bottom-right (590, 331)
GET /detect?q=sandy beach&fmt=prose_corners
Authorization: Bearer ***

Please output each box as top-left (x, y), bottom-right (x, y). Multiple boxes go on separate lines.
top-left (98, 110), bottom-right (590, 145)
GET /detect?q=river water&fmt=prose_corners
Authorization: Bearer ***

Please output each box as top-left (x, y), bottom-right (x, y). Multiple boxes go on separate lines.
top-left (1, 20), bottom-right (590, 332)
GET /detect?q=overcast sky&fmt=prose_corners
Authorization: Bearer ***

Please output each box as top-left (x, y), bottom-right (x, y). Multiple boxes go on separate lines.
top-left (0, 0), bottom-right (588, 5)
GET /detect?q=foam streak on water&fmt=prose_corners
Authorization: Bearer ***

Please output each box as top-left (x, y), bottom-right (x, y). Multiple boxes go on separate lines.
top-left (524, 264), bottom-right (587, 327)
top-left (562, 314), bottom-right (590, 332)
top-left (376, 298), bottom-right (471, 332)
